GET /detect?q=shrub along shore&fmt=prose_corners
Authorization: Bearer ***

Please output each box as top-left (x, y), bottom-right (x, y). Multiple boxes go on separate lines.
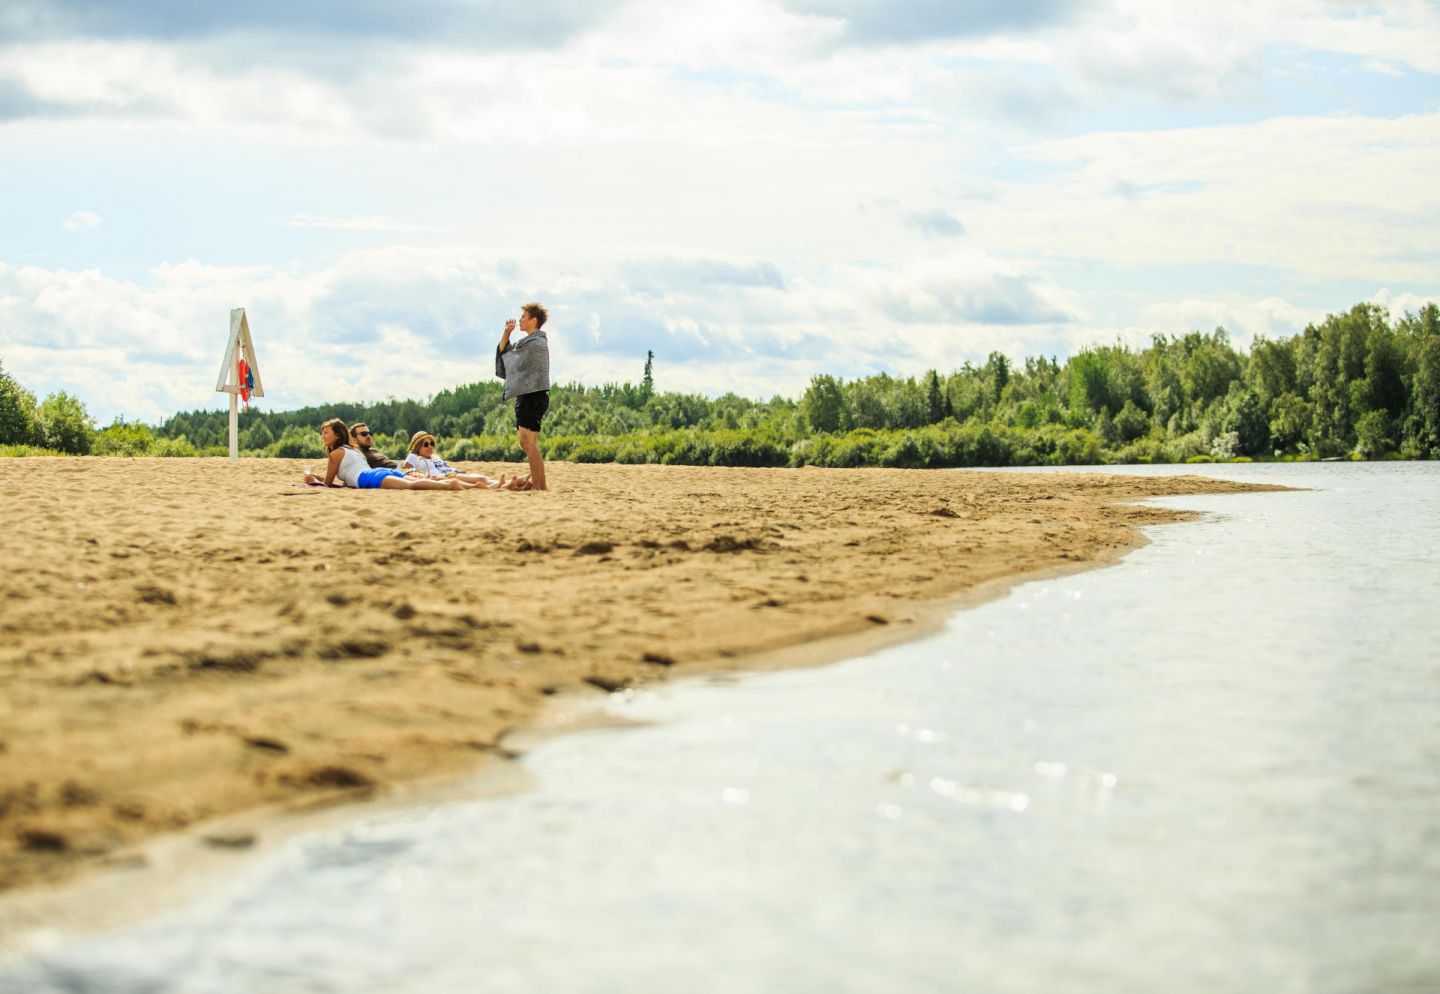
top-left (4, 301), bottom-right (1438, 467)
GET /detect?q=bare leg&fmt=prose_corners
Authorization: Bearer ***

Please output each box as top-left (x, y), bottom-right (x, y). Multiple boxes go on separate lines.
top-left (518, 427), bottom-right (546, 491)
top-left (379, 476), bottom-right (474, 491)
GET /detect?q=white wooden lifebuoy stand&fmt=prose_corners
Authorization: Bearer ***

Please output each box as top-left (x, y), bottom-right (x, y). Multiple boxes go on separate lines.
top-left (215, 308), bottom-right (264, 461)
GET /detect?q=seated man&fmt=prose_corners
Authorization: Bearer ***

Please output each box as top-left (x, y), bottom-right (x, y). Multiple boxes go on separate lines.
top-left (350, 422), bottom-right (404, 469)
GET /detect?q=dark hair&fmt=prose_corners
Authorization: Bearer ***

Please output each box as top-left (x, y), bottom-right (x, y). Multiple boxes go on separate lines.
top-left (320, 417), bottom-right (350, 452)
top-left (522, 302), bottom-right (548, 329)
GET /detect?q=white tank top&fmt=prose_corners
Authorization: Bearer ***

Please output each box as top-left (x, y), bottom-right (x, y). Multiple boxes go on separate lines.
top-left (336, 446), bottom-right (371, 488)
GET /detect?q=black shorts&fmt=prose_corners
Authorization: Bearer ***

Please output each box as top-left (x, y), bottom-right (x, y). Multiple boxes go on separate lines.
top-left (514, 391), bottom-right (550, 432)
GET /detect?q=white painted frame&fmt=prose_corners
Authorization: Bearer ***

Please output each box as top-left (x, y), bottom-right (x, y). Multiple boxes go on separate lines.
top-left (215, 308), bottom-right (265, 461)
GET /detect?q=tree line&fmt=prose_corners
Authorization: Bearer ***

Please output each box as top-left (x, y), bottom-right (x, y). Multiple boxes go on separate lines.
top-left (0, 363), bottom-right (97, 456)
top-left (4, 301), bottom-right (1438, 466)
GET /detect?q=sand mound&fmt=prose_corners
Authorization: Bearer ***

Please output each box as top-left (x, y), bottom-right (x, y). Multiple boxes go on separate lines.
top-left (0, 458), bottom-right (1281, 892)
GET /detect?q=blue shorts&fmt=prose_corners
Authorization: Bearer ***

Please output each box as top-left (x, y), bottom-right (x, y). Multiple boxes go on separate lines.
top-left (357, 468), bottom-right (406, 489)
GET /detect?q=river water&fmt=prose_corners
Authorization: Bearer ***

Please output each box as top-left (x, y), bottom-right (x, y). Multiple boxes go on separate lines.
top-left (3, 462), bottom-right (1438, 994)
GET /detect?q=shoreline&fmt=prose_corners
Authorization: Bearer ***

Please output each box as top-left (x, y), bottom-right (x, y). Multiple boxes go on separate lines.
top-left (0, 512), bottom-right (1180, 955)
top-left (0, 459), bottom-right (1288, 944)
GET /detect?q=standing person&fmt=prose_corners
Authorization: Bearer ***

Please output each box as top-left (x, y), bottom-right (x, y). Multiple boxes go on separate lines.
top-left (350, 422), bottom-right (404, 470)
top-left (495, 302), bottom-right (551, 490)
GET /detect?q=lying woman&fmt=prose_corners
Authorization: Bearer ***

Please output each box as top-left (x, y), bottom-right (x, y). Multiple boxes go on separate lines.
top-left (305, 419), bottom-right (482, 491)
top-left (405, 431), bottom-right (531, 490)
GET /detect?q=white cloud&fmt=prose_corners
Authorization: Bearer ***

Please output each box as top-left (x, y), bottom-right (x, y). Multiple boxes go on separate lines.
top-left (994, 111), bottom-right (1440, 283)
top-left (1367, 287), bottom-right (1440, 318)
top-left (62, 210), bottom-right (102, 231)
top-left (3, 242), bottom-right (1432, 426)
top-left (1, 0), bottom-right (1437, 425)
top-left (286, 214), bottom-right (436, 233)
top-left (0, 245), bottom-right (1096, 422)
top-left (2, 1), bottom-right (1432, 147)
top-left (1051, 0), bottom-right (1274, 100)
top-left (1292, 0), bottom-right (1440, 76)
top-left (1088, 287), bottom-right (1440, 356)
top-left (905, 209), bottom-right (967, 238)
top-left (850, 250), bottom-right (1075, 327)
top-left (1135, 295), bottom-right (1329, 351)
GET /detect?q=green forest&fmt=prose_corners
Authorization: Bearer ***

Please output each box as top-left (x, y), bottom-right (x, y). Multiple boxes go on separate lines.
top-left (4, 301), bottom-right (1438, 467)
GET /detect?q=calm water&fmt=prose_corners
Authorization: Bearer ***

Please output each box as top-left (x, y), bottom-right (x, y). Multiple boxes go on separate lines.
top-left (4, 462), bottom-right (1438, 994)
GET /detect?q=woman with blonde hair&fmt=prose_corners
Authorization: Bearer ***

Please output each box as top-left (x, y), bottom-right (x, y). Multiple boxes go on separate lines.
top-left (303, 419), bottom-right (481, 491)
top-left (405, 431), bottom-right (530, 490)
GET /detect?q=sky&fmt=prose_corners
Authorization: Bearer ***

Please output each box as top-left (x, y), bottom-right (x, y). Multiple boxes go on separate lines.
top-left (1, 0), bottom-right (1437, 424)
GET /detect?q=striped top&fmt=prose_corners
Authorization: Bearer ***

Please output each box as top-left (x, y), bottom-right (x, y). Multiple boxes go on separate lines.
top-left (496, 330), bottom-right (550, 400)
top-left (405, 453), bottom-right (456, 477)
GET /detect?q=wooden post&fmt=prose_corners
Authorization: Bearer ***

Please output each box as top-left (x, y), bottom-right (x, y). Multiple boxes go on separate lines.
top-left (228, 391), bottom-right (239, 461)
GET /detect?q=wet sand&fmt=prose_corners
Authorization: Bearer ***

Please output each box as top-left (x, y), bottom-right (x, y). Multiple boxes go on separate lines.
top-left (0, 458), bottom-right (1282, 897)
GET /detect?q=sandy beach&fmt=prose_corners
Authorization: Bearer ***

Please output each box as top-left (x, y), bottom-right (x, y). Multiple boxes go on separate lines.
top-left (0, 458), bottom-right (1282, 896)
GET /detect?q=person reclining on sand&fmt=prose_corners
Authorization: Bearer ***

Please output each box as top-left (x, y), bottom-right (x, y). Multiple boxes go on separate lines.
top-left (349, 422), bottom-right (407, 470)
top-left (304, 419), bottom-right (486, 491)
top-left (404, 431), bottom-right (530, 490)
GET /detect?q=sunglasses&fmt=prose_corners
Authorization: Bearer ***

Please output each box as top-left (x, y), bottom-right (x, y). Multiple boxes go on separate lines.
top-left (420, 441), bottom-right (435, 448)
top-left (354, 431), bottom-right (372, 437)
